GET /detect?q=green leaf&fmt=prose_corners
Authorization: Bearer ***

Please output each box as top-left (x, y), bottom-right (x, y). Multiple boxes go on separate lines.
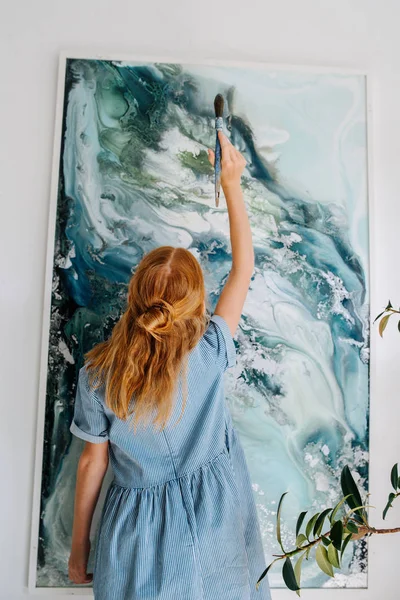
top-left (316, 544), bottom-right (334, 577)
top-left (330, 495), bottom-right (352, 524)
top-left (330, 520), bottom-right (343, 550)
top-left (346, 522), bottom-right (358, 534)
top-left (398, 320), bottom-right (400, 333)
top-left (391, 464), bottom-right (399, 491)
top-left (276, 492), bottom-right (288, 554)
top-left (305, 546), bottom-right (312, 560)
top-left (398, 476), bottom-right (400, 489)
top-left (340, 466), bottom-right (365, 521)
top-left (296, 511), bottom-right (308, 537)
top-left (294, 552), bottom-right (306, 597)
top-left (373, 310), bottom-right (386, 323)
top-left (346, 504), bottom-right (369, 523)
top-left (379, 314), bottom-right (391, 337)
top-left (256, 558), bottom-right (282, 589)
top-left (383, 492), bottom-right (396, 520)
top-left (386, 300), bottom-right (393, 310)
top-left (327, 543), bottom-right (341, 568)
top-left (382, 502), bottom-right (390, 521)
top-left (305, 513), bottom-right (320, 541)
top-left (296, 533), bottom-right (307, 547)
top-left (321, 535), bottom-right (331, 547)
top-left (313, 508), bottom-right (333, 537)
top-left (341, 533), bottom-right (353, 559)
top-left (282, 557), bottom-right (300, 592)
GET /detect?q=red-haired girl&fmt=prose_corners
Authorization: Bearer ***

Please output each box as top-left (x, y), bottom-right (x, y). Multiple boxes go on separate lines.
top-left (68, 132), bottom-right (271, 600)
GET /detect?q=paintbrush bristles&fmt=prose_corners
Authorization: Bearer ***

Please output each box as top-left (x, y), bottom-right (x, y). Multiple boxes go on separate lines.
top-left (214, 94), bottom-right (224, 118)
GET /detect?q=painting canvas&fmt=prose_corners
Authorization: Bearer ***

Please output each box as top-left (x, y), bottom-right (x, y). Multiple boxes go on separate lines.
top-left (30, 56), bottom-right (370, 590)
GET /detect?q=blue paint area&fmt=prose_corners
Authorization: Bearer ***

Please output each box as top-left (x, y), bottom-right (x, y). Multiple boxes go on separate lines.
top-left (38, 59), bottom-right (369, 589)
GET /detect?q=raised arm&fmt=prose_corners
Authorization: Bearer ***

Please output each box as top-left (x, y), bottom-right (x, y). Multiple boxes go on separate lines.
top-left (208, 131), bottom-right (254, 337)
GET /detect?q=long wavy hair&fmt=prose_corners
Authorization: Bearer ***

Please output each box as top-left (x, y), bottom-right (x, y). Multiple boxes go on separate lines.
top-left (84, 246), bottom-right (208, 432)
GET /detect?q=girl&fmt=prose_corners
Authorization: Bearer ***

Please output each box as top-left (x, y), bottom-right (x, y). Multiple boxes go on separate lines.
top-left (68, 132), bottom-right (271, 600)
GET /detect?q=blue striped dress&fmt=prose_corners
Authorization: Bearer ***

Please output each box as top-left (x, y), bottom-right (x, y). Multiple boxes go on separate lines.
top-left (70, 314), bottom-right (272, 599)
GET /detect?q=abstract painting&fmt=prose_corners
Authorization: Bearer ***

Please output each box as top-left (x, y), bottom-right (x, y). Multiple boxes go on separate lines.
top-left (30, 56), bottom-right (370, 589)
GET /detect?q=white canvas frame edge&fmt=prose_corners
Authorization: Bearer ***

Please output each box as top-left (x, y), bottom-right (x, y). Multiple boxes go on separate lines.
top-left (28, 51), bottom-right (374, 596)
top-left (28, 54), bottom-right (69, 594)
top-left (59, 49), bottom-right (369, 75)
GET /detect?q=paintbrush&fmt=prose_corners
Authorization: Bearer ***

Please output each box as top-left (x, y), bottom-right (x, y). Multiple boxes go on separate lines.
top-left (214, 94), bottom-right (224, 207)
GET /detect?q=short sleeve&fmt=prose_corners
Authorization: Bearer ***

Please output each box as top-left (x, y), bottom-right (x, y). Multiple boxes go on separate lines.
top-left (70, 366), bottom-right (110, 444)
top-left (202, 314), bottom-right (236, 371)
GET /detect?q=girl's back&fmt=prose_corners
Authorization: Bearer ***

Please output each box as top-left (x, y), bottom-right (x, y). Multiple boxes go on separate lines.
top-left (72, 315), bottom-right (235, 486)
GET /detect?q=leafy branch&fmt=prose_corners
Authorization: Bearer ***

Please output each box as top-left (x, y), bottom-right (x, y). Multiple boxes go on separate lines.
top-left (374, 304), bottom-right (400, 515)
top-left (374, 300), bottom-right (400, 336)
top-left (383, 463), bottom-right (400, 519)
top-left (257, 463), bottom-right (400, 595)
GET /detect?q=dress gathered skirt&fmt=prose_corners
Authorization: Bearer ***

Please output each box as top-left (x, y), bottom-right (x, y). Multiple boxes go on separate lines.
top-left (70, 314), bottom-right (272, 600)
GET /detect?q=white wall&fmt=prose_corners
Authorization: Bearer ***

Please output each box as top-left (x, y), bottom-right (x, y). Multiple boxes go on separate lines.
top-left (2, 0), bottom-right (400, 598)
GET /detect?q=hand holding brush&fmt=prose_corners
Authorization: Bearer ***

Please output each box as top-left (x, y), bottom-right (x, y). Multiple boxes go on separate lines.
top-left (208, 131), bottom-right (247, 198)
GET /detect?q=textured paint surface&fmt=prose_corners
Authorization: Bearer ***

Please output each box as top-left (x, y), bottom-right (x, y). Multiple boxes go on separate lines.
top-left (37, 59), bottom-right (369, 588)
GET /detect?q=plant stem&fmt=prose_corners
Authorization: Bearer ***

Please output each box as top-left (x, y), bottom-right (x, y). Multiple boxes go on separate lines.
top-left (272, 524), bottom-right (400, 560)
top-left (370, 527), bottom-right (400, 534)
top-left (272, 528), bottom-right (333, 558)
